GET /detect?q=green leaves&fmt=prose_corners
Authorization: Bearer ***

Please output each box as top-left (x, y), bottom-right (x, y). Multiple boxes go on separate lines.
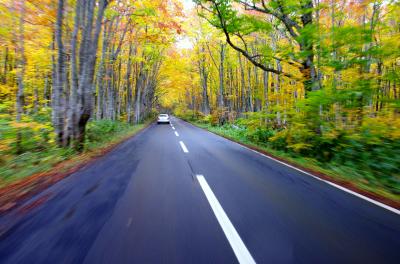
top-left (228, 15), bottom-right (273, 35)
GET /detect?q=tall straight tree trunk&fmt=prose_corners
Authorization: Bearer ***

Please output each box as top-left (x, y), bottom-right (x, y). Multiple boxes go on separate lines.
top-left (263, 69), bottom-right (269, 125)
top-left (134, 61), bottom-right (145, 124)
top-left (218, 43), bottom-right (225, 108)
top-left (51, 36), bottom-right (56, 114)
top-left (238, 52), bottom-right (246, 113)
top-left (235, 67), bottom-right (239, 112)
top-left (96, 20), bottom-right (111, 120)
top-left (54, 0), bottom-right (66, 146)
top-left (103, 19), bottom-right (128, 121)
top-left (15, 0), bottom-right (26, 154)
top-left (126, 43), bottom-right (134, 124)
top-left (254, 65), bottom-right (261, 112)
top-left (227, 65), bottom-right (234, 111)
top-left (199, 45), bottom-right (210, 115)
top-left (116, 59), bottom-right (122, 120)
top-left (33, 86), bottom-right (39, 113)
top-left (75, 0), bottom-right (108, 150)
top-left (106, 45), bottom-right (115, 120)
top-left (263, 68), bottom-right (269, 112)
top-left (1, 47), bottom-right (8, 84)
top-left (44, 74), bottom-right (49, 107)
top-left (64, 0), bottom-right (81, 146)
top-left (300, 0), bottom-right (317, 93)
top-left (247, 64), bottom-right (253, 112)
top-left (275, 60), bottom-right (282, 127)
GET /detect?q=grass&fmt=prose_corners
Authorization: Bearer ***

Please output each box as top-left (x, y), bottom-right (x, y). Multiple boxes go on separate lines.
top-left (0, 120), bottom-right (149, 187)
top-left (190, 121), bottom-right (400, 204)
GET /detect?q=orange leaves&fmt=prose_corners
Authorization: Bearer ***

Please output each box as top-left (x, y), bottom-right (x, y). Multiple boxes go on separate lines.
top-left (9, 120), bottom-right (49, 131)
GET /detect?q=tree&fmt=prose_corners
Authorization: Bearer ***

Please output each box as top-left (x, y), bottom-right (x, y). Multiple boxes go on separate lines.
top-left (195, 0), bottom-right (318, 92)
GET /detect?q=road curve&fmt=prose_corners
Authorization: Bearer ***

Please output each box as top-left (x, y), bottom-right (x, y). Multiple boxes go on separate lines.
top-left (0, 117), bottom-right (399, 264)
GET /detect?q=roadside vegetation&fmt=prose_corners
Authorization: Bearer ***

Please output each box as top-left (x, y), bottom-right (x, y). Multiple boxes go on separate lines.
top-left (0, 109), bottom-right (150, 187)
top-left (161, 1), bottom-right (400, 202)
top-left (0, 0), bottom-right (399, 205)
top-left (0, 0), bottom-right (181, 186)
top-left (178, 109), bottom-right (399, 201)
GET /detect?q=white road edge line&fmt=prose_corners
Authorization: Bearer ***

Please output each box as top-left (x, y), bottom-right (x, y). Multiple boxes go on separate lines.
top-left (197, 175), bottom-right (256, 264)
top-left (244, 147), bottom-right (400, 215)
top-left (175, 131), bottom-right (179, 137)
top-left (179, 141), bottom-right (189, 153)
top-left (184, 120), bottom-right (400, 215)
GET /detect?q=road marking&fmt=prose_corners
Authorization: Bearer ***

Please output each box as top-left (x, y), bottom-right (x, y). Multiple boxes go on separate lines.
top-left (175, 131), bottom-right (179, 137)
top-left (197, 175), bottom-right (256, 264)
top-left (242, 147), bottom-right (400, 215)
top-left (127, 218), bottom-right (132, 228)
top-left (179, 141), bottom-right (189, 153)
top-left (180, 119), bottom-right (400, 215)
top-left (172, 126), bottom-right (175, 130)
top-left (221, 143), bottom-right (398, 216)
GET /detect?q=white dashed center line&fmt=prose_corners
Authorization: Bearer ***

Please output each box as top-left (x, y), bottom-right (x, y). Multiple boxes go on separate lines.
top-left (196, 175), bottom-right (255, 264)
top-left (179, 141), bottom-right (189, 153)
top-left (172, 127), bottom-right (175, 130)
top-left (175, 131), bottom-right (179, 137)
top-left (126, 218), bottom-right (132, 228)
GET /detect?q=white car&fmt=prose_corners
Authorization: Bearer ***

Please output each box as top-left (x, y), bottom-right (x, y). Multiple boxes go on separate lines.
top-left (157, 114), bottom-right (170, 124)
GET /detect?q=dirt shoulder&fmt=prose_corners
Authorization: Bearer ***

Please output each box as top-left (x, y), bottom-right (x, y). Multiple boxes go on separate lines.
top-left (0, 123), bottom-right (152, 215)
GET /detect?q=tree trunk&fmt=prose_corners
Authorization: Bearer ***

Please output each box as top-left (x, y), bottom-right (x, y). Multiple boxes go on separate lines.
top-left (1, 47), bottom-right (8, 84)
top-left (15, 0), bottom-right (26, 154)
top-left (134, 61), bottom-right (145, 124)
top-left (247, 64), bottom-right (253, 112)
top-left (126, 43), bottom-right (134, 123)
top-left (96, 20), bottom-right (111, 120)
top-left (263, 67), bottom-right (269, 113)
top-left (238, 52), bottom-right (246, 113)
top-left (300, 0), bottom-right (317, 93)
top-left (64, 0), bottom-right (81, 146)
top-left (75, 0), bottom-right (108, 150)
top-left (218, 43), bottom-right (225, 108)
top-left (199, 45), bottom-right (210, 115)
top-left (53, 0), bottom-right (66, 146)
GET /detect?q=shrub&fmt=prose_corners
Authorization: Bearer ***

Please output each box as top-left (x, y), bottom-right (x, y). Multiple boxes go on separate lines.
top-left (86, 120), bottom-right (128, 143)
top-left (175, 107), bottom-right (204, 122)
top-left (245, 128), bottom-right (275, 143)
top-left (198, 114), bottom-right (212, 124)
top-left (269, 129), bottom-right (289, 151)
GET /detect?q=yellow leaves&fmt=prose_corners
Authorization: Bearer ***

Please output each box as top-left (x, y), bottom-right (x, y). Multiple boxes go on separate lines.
top-left (9, 121), bottom-right (31, 129)
top-left (288, 142), bottom-right (313, 153)
top-left (0, 114), bottom-right (10, 120)
top-left (0, 141), bottom-right (11, 152)
top-left (320, 128), bottom-right (339, 143)
top-left (0, 84), bottom-right (14, 97)
top-left (268, 123), bottom-right (316, 153)
top-left (362, 115), bottom-right (400, 141)
top-left (390, 127), bottom-right (400, 140)
top-left (9, 120), bottom-right (50, 132)
top-left (158, 48), bottom-right (198, 108)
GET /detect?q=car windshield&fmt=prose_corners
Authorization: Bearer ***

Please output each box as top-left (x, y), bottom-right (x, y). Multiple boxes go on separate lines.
top-left (159, 114), bottom-right (168, 117)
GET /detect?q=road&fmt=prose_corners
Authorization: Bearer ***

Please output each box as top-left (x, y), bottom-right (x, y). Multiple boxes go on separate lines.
top-left (0, 117), bottom-right (399, 264)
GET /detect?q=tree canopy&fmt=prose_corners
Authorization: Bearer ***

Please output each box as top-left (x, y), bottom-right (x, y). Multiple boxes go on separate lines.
top-left (0, 0), bottom-right (399, 198)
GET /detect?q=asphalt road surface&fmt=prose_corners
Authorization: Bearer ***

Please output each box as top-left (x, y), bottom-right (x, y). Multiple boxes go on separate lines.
top-left (0, 117), bottom-right (399, 264)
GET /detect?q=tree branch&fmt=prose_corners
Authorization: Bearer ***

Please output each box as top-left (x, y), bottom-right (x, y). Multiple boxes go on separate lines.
top-left (213, 1), bottom-right (297, 79)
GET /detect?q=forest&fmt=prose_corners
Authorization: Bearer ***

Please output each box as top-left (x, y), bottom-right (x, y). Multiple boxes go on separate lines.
top-left (0, 0), bottom-right (399, 202)
top-left (162, 0), bottom-right (400, 200)
top-left (0, 0), bottom-right (182, 182)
